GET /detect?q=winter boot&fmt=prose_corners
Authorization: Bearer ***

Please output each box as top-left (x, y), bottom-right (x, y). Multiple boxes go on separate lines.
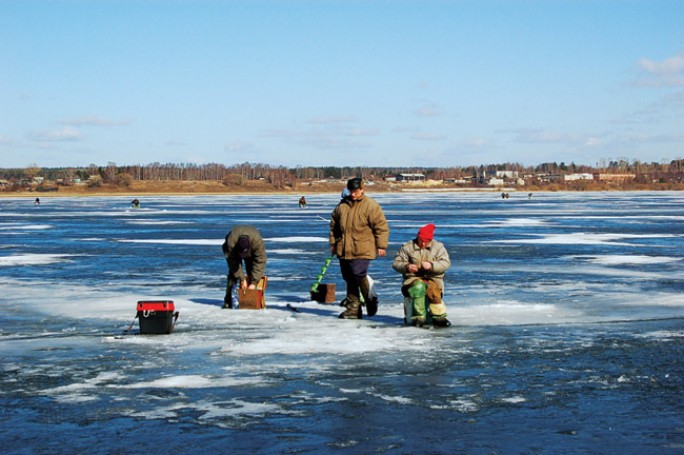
top-left (412, 316), bottom-right (426, 327)
top-left (359, 276), bottom-right (378, 317)
top-left (403, 297), bottom-right (413, 325)
top-left (339, 295), bottom-right (362, 319)
top-left (432, 317), bottom-right (451, 328)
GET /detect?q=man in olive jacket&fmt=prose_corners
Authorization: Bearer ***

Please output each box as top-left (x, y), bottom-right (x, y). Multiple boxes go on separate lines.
top-left (392, 223), bottom-right (451, 327)
top-left (330, 178), bottom-right (389, 319)
top-left (222, 225), bottom-right (267, 309)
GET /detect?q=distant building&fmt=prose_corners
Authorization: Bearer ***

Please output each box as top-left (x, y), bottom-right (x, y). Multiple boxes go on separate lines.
top-left (593, 173), bottom-right (636, 181)
top-left (496, 170), bottom-right (519, 179)
top-left (444, 178), bottom-right (469, 184)
top-left (487, 178), bottom-right (505, 186)
top-left (564, 173), bottom-right (594, 181)
top-left (395, 173), bottom-right (425, 182)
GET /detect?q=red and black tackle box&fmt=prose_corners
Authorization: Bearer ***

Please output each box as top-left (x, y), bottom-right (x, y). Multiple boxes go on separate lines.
top-left (137, 300), bottom-right (179, 334)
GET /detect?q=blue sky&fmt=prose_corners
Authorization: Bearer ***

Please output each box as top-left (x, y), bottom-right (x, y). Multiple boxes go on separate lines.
top-left (1, 0), bottom-right (683, 169)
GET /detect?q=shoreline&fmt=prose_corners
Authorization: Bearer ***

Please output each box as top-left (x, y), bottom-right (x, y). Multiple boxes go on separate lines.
top-left (2, 187), bottom-right (682, 199)
top-left (2, 178), bottom-right (682, 199)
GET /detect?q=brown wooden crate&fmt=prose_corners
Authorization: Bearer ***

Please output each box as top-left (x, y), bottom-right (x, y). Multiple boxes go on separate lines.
top-left (238, 276), bottom-right (267, 309)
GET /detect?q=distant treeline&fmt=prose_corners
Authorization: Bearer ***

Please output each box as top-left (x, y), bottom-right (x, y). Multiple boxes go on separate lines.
top-left (2, 159), bottom-right (683, 187)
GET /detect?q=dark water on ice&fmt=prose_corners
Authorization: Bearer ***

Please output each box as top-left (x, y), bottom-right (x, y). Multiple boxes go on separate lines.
top-left (1, 191), bottom-right (683, 454)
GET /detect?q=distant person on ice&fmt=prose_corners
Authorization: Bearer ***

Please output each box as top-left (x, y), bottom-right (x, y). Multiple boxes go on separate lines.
top-left (131, 198), bottom-right (140, 208)
top-left (329, 177), bottom-right (389, 319)
top-left (299, 196), bottom-right (307, 208)
top-left (392, 223), bottom-right (452, 328)
top-left (221, 225), bottom-right (267, 309)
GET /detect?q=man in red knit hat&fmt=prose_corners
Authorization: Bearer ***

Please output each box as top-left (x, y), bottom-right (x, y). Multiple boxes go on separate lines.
top-left (392, 223), bottom-right (451, 327)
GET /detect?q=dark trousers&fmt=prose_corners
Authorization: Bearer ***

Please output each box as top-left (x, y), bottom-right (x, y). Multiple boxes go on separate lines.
top-left (339, 258), bottom-right (370, 299)
top-left (227, 258), bottom-right (253, 286)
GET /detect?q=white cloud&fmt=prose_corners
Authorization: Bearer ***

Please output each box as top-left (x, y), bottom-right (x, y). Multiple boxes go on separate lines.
top-left (307, 115), bottom-right (356, 124)
top-left (464, 138), bottom-right (490, 147)
top-left (636, 53), bottom-right (684, 87)
top-left (61, 116), bottom-right (130, 127)
top-left (28, 127), bottom-right (82, 142)
top-left (513, 129), bottom-right (570, 144)
top-left (260, 128), bottom-right (296, 138)
top-left (612, 90), bottom-right (684, 125)
top-left (411, 131), bottom-right (447, 141)
top-left (225, 141), bottom-right (254, 152)
top-left (621, 132), bottom-right (684, 144)
top-left (639, 53), bottom-right (684, 74)
top-left (299, 132), bottom-right (371, 150)
top-left (584, 137), bottom-right (602, 147)
top-left (162, 140), bottom-right (186, 147)
top-left (343, 127), bottom-right (379, 137)
top-left (259, 119), bottom-right (378, 152)
top-left (512, 129), bottom-right (604, 149)
top-left (414, 104), bottom-right (442, 117)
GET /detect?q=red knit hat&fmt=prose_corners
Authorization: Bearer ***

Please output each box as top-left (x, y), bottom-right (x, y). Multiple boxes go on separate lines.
top-left (417, 223), bottom-right (435, 241)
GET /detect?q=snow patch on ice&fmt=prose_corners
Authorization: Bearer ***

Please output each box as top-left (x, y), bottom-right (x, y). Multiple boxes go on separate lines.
top-left (118, 238), bottom-right (222, 245)
top-left (126, 220), bottom-right (192, 225)
top-left (115, 374), bottom-right (266, 389)
top-left (490, 232), bottom-right (677, 246)
top-left (569, 255), bottom-right (681, 266)
top-left (266, 236), bottom-right (329, 243)
top-left (501, 395), bottom-right (526, 404)
top-left (0, 254), bottom-right (74, 267)
top-left (0, 223), bottom-right (52, 231)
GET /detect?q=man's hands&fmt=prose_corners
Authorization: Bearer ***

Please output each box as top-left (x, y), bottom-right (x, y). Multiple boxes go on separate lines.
top-left (240, 279), bottom-right (257, 290)
top-left (407, 261), bottom-right (431, 273)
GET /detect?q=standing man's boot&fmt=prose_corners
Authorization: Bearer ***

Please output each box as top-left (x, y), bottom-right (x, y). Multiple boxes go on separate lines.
top-left (339, 295), bottom-right (362, 319)
top-left (223, 278), bottom-right (237, 309)
top-left (359, 276), bottom-right (378, 317)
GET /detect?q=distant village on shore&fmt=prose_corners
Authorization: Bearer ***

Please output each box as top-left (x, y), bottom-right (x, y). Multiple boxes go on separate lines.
top-left (1, 159), bottom-right (683, 194)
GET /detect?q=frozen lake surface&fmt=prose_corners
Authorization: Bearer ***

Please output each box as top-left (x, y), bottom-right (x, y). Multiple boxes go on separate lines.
top-left (1, 191), bottom-right (683, 454)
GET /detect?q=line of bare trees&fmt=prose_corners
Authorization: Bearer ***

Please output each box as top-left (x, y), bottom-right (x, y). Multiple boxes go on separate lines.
top-left (1, 159), bottom-right (683, 187)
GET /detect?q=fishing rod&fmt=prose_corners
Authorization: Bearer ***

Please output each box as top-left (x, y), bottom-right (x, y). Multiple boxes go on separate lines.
top-left (115, 314), bottom-right (139, 339)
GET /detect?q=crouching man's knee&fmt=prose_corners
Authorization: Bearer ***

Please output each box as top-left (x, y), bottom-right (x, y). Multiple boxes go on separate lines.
top-left (403, 280), bottom-right (428, 325)
top-left (429, 302), bottom-right (447, 318)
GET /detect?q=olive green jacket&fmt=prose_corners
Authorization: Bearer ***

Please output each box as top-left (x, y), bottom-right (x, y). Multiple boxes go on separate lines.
top-left (222, 225), bottom-right (267, 283)
top-left (392, 238), bottom-right (451, 290)
top-left (329, 195), bottom-right (389, 260)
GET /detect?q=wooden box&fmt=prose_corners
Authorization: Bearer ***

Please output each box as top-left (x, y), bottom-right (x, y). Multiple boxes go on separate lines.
top-left (238, 277), bottom-right (268, 309)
